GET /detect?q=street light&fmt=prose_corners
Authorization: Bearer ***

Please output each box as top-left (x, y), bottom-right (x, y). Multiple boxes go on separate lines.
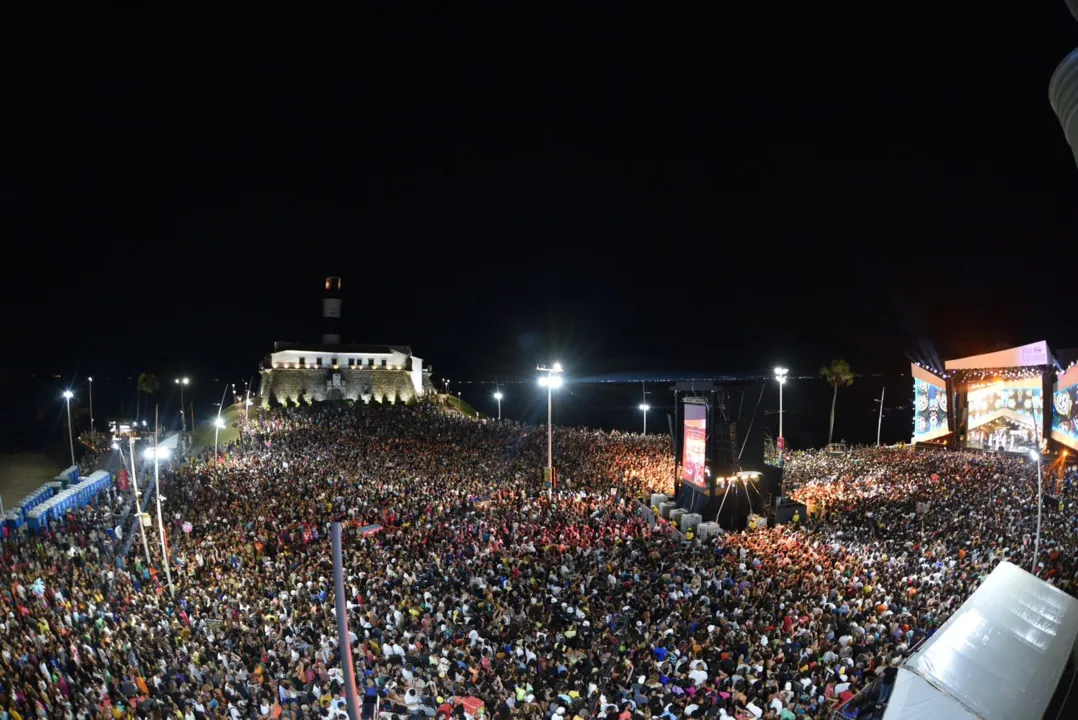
top-left (127, 435), bottom-right (153, 568)
top-left (639, 403), bottom-right (650, 434)
top-left (62, 390), bottom-right (75, 467)
top-left (774, 367), bottom-right (788, 466)
top-left (175, 377), bottom-right (190, 432)
top-left (537, 363), bottom-right (565, 498)
top-left (153, 406), bottom-right (174, 596)
top-left (1030, 448), bottom-right (1044, 575)
top-left (214, 382), bottom-right (229, 465)
top-left (493, 391), bottom-right (503, 420)
top-left (88, 377), bottom-right (95, 438)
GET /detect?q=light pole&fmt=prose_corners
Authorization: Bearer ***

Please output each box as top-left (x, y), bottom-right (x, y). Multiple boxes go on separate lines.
top-left (639, 403), bottom-right (650, 434)
top-left (214, 382), bottom-right (229, 465)
top-left (62, 390), bottom-right (76, 467)
top-left (128, 435), bottom-right (153, 568)
top-left (153, 405), bottom-right (174, 596)
top-left (88, 377), bottom-right (95, 439)
top-left (537, 362), bottom-right (564, 498)
top-left (1030, 448), bottom-right (1044, 575)
top-left (245, 377), bottom-right (253, 422)
top-left (174, 377), bottom-right (189, 432)
top-left (774, 367), bottom-right (788, 466)
top-left (214, 417), bottom-right (226, 462)
top-left (494, 391), bottom-right (503, 420)
top-left (875, 386), bottom-right (886, 448)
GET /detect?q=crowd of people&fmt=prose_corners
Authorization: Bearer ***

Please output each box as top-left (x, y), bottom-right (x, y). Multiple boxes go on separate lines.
top-left (2, 401), bottom-right (1078, 720)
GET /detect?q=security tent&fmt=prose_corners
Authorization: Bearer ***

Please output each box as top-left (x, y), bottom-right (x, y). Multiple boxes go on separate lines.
top-left (884, 561), bottom-right (1078, 720)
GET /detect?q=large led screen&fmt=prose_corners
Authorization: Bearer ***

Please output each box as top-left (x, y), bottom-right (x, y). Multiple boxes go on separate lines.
top-left (966, 382), bottom-right (1042, 452)
top-left (912, 378), bottom-right (948, 441)
top-left (681, 403), bottom-right (707, 489)
top-left (1053, 374), bottom-right (1078, 451)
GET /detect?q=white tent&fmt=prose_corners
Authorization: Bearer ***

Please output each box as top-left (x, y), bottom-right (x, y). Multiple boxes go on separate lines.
top-left (884, 561), bottom-right (1078, 720)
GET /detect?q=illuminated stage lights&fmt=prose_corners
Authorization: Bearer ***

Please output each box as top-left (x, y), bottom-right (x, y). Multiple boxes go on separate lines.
top-left (953, 366), bottom-right (1048, 384)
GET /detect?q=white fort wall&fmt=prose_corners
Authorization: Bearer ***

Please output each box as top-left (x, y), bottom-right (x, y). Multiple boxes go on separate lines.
top-left (260, 367), bottom-right (432, 407)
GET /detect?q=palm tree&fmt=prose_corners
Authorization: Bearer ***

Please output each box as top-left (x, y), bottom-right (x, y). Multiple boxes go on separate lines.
top-left (821, 359), bottom-right (855, 445)
top-left (137, 373), bottom-right (160, 423)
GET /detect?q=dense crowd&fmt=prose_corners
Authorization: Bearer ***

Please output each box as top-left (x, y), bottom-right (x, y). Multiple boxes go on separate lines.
top-left (2, 402), bottom-right (1077, 720)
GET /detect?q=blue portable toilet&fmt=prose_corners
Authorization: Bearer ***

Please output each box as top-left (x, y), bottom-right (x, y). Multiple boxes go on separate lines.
top-left (27, 507), bottom-right (44, 532)
top-left (5, 510), bottom-right (24, 530)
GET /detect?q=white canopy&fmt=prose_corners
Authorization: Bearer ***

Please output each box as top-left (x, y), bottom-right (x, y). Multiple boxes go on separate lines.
top-left (884, 561), bottom-right (1078, 720)
top-left (157, 433), bottom-right (180, 450)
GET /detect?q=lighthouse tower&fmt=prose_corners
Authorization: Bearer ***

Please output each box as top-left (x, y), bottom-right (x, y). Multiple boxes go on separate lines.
top-left (322, 276), bottom-right (342, 344)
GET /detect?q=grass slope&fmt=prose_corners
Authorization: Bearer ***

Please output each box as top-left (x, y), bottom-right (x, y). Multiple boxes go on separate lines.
top-left (188, 404), bottom-right (243, 456)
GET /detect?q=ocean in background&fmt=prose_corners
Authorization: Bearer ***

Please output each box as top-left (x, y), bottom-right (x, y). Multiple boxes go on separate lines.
top-left (0, 370), bottom-right (914, 457)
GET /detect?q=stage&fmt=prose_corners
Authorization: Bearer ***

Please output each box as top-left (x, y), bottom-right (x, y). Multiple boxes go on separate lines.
top-left (911, 341), bottom-right (1063, 453)
top-left (668, 380), bottom-right (785, 530)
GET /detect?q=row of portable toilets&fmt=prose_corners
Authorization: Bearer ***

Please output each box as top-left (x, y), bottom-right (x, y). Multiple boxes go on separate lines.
top-left (4, 465), bottom-right (115, 534)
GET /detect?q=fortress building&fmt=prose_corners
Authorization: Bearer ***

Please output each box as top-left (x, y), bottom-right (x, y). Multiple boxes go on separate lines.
top-left (259, 277), bottom-right (433, 406)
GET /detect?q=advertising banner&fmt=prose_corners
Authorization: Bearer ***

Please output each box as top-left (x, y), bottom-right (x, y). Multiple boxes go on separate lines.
top-left (681, 403), bottom-right (707, 489)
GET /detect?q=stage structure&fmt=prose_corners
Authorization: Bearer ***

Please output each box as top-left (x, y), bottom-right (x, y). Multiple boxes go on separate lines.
top-left (669, 380), bottom-right (778, 530)
top-left (911, 340), bottom-right (1061, 454)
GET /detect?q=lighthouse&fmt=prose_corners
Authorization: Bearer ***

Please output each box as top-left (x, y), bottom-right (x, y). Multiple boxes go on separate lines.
top-left (322, 276), bottom-right (342, 345)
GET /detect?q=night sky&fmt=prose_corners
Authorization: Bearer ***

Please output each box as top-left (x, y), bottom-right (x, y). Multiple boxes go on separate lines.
top-left (3, 5), bottom-right (1078, 446)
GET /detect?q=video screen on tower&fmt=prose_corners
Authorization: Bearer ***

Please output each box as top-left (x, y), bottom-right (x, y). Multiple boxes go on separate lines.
top-left (681, 403), bottom-right (707, 489)
top-left (1052, 366), bottom-right (1078, 451)
top-left (911, 364), bottom-right (949, 442)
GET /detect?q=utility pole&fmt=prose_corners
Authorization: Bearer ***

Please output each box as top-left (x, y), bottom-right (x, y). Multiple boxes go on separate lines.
top-left (876, 386), bottom-right (886, 447)
top-left (332, 523), bottom-right (361, 720)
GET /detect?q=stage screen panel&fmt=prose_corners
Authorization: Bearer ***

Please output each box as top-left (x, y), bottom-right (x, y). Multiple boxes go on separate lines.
top-left (1052, 366), bottom-right (1078, 451)
top-left (911, 364), bottom-right (948, 442)
top-left (965, 379), bottom-right (1042, 452)
top-left (681, 403), bottom-right (707, 489)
